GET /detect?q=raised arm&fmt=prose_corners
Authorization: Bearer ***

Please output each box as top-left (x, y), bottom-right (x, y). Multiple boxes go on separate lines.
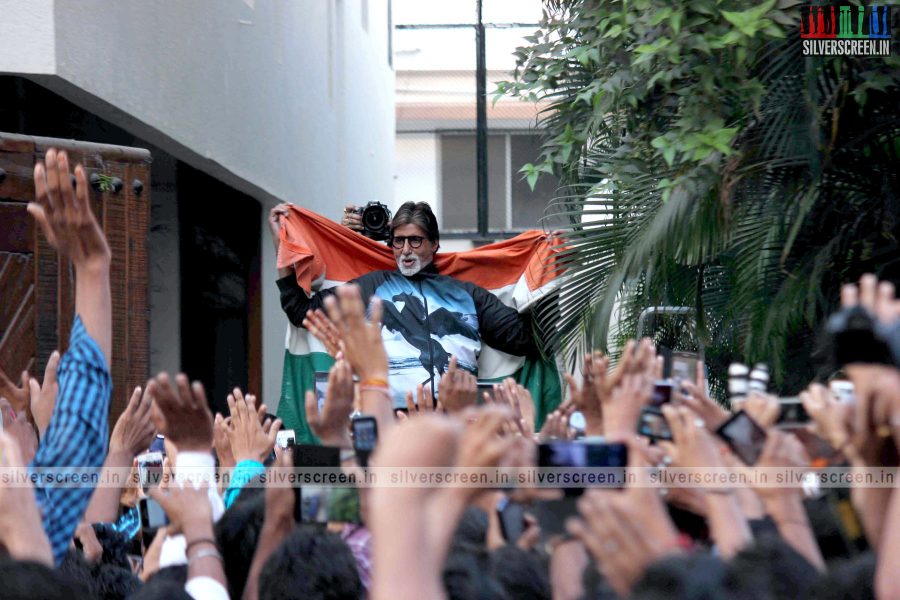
top-left (469, 284), bottom-right (538, 357)
top-left (27, 148), bottom-right (113, 564)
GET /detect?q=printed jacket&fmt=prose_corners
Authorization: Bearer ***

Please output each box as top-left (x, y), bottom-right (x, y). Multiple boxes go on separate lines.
top-left (276, 262), bottom-right (536, 406)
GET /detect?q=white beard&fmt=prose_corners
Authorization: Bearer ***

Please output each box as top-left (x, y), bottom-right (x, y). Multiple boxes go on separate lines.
top-left (397, 254), bottom-right (423, 276)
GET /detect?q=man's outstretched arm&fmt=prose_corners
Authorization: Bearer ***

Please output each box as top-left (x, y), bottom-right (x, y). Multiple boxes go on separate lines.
top-left (27, 149), bottom-right (112, 564)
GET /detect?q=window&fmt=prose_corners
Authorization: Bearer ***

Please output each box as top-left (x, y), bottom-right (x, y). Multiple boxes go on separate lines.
top-left (437, 132), bottom-right (560, 232)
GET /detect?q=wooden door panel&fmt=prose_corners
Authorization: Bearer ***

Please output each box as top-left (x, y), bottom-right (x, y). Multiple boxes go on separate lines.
top-left (0, 133), bottom-right (150, 425)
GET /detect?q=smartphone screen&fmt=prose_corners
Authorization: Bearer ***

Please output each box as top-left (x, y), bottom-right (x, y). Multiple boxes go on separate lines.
top-left (137, 451), bottom-right (164, 489)
top-left (314, 371), bottom-right (329, 412)
top-left (139, 497), bottom-right (169, 530)
top-left (496, 496), bottom-right (527, 543)
top-left (276, 429), bottom-right (296, 449)
top-left (538, 441), bottom-right (628, 495)
top-left (716, 410), bottom-right (767, 465)
top-left (351, 417), bottom-right (378, 452)
top-left (670, 352), bottom-right (699, 382)
top-left (291, 444), bottom-right (341, 522)
top-left (637, 406), bottom-right (673, 441)
top-left (649, 380), bottom-right (674, 407)
top-left (476, 382), bottom-right (495, 404)
top-left (777, 400), bottom-right (810, 428)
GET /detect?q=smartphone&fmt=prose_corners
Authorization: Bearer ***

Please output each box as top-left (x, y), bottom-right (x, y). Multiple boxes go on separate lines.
top-left (538, 441), bottom-right (628, 495)
top-left (136, 451), bottom-right (164, 490)
top-left (715, 410), bottom-right (768, 465)
top-left (670, 352), bottom-right (699, 382)
top-left (291, 443), bottom-right (341, 522)
top-left (476, 382), bottom-right (495, 404)
top-left (276, 429), bottom-right (296, 449)
top-left (139, 497), bottom-right (169, 530)
top-left (777, 399), bottom-right (810, 428)
top-left (637, 406), bottom-right (673, 441)
top-left (496, 496), bottom-right (527, 543)
top-left (314, 371), bottom-right (329, 412)
top-left (351, 415), bottom-right (378, 468)
top-left (649, 379), bottom-right (674, 407)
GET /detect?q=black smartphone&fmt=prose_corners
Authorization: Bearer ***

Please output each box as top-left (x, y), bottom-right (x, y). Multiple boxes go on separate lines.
top-left (351, 415), bottom-right (378, 468)
top-left (777, 400), bottom-right (810, 428)
top-left (291, 443), bottom-right (341, 522)
top-left (476, 382), bottom-right (495, 404)
top-left (496, 496), bottom-right (527, 543)
top-left (637, 405), bottom-right (673, 441)
top-left (715, 410), bottom-right (768, 465)
top-left (139, 497), bottom-right (169, 530)
top-left (649, 380), bottom-right (674, 407)
top-left (538, 441), bottom-right (628, 495)
top-left (314, 371), bottom-right (329, 412)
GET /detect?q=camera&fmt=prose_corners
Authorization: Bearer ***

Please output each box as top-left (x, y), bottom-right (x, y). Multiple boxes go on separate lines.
top-left (354, 201), bottom-right (392, 241)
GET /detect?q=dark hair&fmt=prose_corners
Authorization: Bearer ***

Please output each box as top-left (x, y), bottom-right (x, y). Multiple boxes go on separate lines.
top-left (215, 486), bottom-right (267, 599)
top-left (92, 522), bottom-right (132, 570)
top-left (258, 526), bottom-right (362, 600)
top-left (807, 552), bottom-right (876, 600)
top-left (0, 557), bottom-right (90, 599)
top-left (93, 564), bottom-right (142, 599)
top-left (724, 534), bottom-right (820, 599)
top-left (391, 201), bottom-right (439, 243)
top-left (128, 579), bottom-right (192, 600)
top-left (488, 546), bottom-right (550, 600)
top-left (443, 548), bottom-right (509, 600)
top-left (631, 553), bottom-right (730, 600)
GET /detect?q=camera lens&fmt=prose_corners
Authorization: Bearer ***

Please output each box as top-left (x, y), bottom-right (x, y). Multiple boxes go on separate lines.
top-left (362, 204), bottom-right (388, 231)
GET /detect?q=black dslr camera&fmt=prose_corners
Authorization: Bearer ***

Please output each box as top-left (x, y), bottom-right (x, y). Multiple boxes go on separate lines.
top-left (354, 201), bottom-right (392, 242)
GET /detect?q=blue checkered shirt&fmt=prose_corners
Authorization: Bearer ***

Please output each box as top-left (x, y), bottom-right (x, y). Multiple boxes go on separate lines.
top-left (29, 316), bottom-right (111, 564)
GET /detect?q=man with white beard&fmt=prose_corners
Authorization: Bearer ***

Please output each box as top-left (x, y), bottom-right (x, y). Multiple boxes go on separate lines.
top-left (274, 201), bottom-right (537, 406)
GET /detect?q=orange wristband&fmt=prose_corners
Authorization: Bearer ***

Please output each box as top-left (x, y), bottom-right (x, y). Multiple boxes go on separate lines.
top-left (360, 377), bottom-right (388, 387)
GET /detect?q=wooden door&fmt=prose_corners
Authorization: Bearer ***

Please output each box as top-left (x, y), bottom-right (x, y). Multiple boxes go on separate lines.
top-left (0, 133), bottom-right (150, 423)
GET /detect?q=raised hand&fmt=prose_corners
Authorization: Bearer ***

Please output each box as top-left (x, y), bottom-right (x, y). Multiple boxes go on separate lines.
top-left (340, 205), bottom-right (364, 231)
top-left (28, 350), bottom-right (60, 437)
top-left (305, 359), bottom-right (354, 446)
top-left (324, 285), bottom-right (388, 382)
top-left (539, 401), bottom-right (576, 441)
top-left (268, 202), bottom-right (292, 253)
top-left (404, 383), bottom-right (441, 415)
top-left (213, 413), bottom-right (236, 469)
top-left (302, 309), bottom-right (342, 358)
top-left (0, 431), bottom-right (53, 566)
top-left (492, 378), bottom-right (536, 435)
top-left (109, 386), bottom-right (156, 458)
top-left (147, 485), bottom-right (213, 538)
top-left (147, 373), bottom-right (214, 453)
top-left (742, 391), bottom-right (780, 430)
top-left (0, 399), bottom-right (38, 465)
top-left (437, 356), bottom-right (477, 414)
top-left (603, 371), bottom-right (652, 440)
top-left (0, 366), bottom-right (30, 417)
top-left (227, 387), bottom-right (281, 463)
top-left (678, 379), bottom-right (729, 432)
top-left (29, 149), bottom-right (110, 270)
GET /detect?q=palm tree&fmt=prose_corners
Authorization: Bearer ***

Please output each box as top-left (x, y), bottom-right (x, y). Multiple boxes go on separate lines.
top-left (502, 0), bottom-right (900, 394)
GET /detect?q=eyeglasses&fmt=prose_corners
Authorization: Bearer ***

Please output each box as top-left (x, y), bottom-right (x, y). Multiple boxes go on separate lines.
top-left (391, 235), bottom-right (426, 249)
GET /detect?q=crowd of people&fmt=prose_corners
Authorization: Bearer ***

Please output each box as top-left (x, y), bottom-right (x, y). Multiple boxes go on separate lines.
top-left (0, 149), bottom-right (898, 599)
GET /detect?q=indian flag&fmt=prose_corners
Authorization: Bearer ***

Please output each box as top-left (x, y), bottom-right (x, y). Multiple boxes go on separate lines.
top-left (275, 207), bottom-right (563, 444)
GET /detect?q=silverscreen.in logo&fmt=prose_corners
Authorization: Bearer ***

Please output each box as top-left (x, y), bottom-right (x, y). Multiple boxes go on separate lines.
top-left (800, 4), bottom-right (891, 56)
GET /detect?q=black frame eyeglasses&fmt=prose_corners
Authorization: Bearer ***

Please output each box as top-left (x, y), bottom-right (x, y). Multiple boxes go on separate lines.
top-left (391, 235), bottom-right (426, 250)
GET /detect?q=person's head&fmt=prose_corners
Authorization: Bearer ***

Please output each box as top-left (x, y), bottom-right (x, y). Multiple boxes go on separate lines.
top-left (92, 523), bottom-right (132, 570)
top-left (0, 558), bottom-right (90, 600)
top-left (390, 201), bottom-right (440, 276)
top-left (488, 545), bottom-right (550, 600)
top-left (630, 553), bottom-right (729, 600)
top-left (724, 534), bottom-right (820, 599)
top-left (215, 487), bottom-right (266, 599)
top-left (93, 564), bottom-right (142, 599)
top-left (258, 526), bottom-right (361, 600)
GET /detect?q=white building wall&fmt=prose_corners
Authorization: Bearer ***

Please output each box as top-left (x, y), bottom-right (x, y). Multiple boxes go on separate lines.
top-left (0, 0), bottom-right (395, 407)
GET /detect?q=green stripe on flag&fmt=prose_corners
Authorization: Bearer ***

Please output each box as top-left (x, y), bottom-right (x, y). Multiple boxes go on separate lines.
top-left (277, 349), bottom-right (335, 444)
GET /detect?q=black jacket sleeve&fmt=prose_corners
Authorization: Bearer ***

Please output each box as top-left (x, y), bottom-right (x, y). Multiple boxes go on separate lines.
top-left (276, 274), bottom-right (335, 328)
top-left (470, 284), bottom-right (538, 357)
